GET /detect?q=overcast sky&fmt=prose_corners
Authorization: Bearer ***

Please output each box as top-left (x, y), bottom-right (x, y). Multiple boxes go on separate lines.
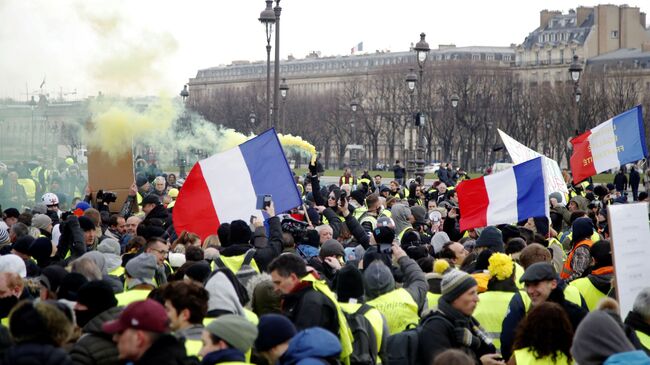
top-left (1, 0), bottom-right (646, 100)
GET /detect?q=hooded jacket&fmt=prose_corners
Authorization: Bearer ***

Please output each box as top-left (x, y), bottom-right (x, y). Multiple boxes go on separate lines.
top-left (280, 327), bottom-right (342, 365)
top-left (205, 271), bottom-right (245, 317)
top-left (625, 310), bottom-right (650, 355)
top-left (1, 343), bottom-right (72, 365)
top-left (571, 310), bottom-right (636, 365)
top-left (135, 334), bottom-right (198, 365)
top-left (281, 276), bottom-right (339, 336)
top-left (391, 204), bottom-right (413, 236)
top-left (69, 307), bottom-right (122, 365)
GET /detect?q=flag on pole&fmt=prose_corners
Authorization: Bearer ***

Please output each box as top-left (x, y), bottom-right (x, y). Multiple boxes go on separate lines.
top-left (570, 106), bottom-right (647, 184)
top-left (498, 129), bottom-right (568, 197)
top-left (457, 157), bottom-right (548, 231)
top-left (173, 129), bottom-right (302, 240)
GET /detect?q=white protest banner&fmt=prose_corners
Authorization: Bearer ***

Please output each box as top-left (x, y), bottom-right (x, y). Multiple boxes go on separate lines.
top-left (498, 129), bottom-right (568, 197)
top-left (608, 203), bottom-right (650, 319)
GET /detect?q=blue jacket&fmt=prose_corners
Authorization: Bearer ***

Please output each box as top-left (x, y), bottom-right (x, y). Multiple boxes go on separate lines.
top-left (280, 327), bottom-right (341, 365)
top-left (605, 350), bottom-right (650, 365)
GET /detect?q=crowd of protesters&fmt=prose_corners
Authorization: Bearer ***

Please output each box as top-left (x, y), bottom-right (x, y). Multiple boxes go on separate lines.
top-left (0, 155), bottom-right (648, 365)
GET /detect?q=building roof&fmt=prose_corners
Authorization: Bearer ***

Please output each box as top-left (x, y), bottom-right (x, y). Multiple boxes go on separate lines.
top-left (587, 48), bottom-right (650, 69)
top-left (519, 10), bottom-right (593, 49)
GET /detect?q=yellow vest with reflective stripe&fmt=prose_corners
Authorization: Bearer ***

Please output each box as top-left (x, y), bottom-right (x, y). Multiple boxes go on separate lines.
top-left (367, 288), bottom-right (419, 335)
top-left (569, 277), bottom-right (606, 311)
top-left (116, 289), bottom-right (151, 307)
top-left (1, 317), bottom-right (8, 327)
top-left (301, 275), bottom-right (353, 365)
top-left (426, 292), bottom-right (441, 311)
top-left (339, 302), bottom-right (385, 353)
top-left (397, 227), bottom-right (412, 240)
top-left (109, 266), bottom-right (125, 277)
top-left (379, 210), bottom-right (392, 218)
top-left (514, 348), bottom-right (571, 365)
top-left (212, 253), bottom-right (260, 274)
top-left (521, 286), bottom-right (583, 312)
top-left (185, 339), bottom-right (203, 358)
top-left (353, 206), bottom-right (368, 220)
top-left (636, 330), bottom-right (650, 351)
top-left (473, 291), bottom-right (516, 351)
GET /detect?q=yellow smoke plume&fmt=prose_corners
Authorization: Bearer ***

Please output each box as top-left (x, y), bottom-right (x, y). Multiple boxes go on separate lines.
top-left (278, 133), bottom-right (317, 164)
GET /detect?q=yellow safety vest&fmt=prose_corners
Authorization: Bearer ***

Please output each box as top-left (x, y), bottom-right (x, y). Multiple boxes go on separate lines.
top-left (185, 339), bottom-right (203, 358)
top-left (570, 278), bottom-right (606, 311)
top-left (636, 330), bottom-right (650, 351)
top-left (353, 206), bottom-right (368, 220)
top-left (109, 266), bottom-right (125, 277)
top-left (513, 347), bottom-right (571, 365)
top-left (116, 289), bottom-right (152, 307)
top-left (548, 238), bottom-right (566, 261)
top-left (301, 275), bottom-right (353, 365)
top-left (514, 262), bottom-right (525, 290)
top-left (17, 178), bottom-right (36, 201)
top-left (473, 291), bottom-right (516, 351)
top-left (379, 210), bottom-right (392, 218)
top-left (203, 315), bottom-right (256, 362)
top-left (521, 286), bottom-right (583, 312)
top-left (211, 253), bottom-right (260, 274)
top-left (397, 227), bottom-right (413, 241)
top-left (367, 288), bottom-right (419, 335)
top-left (426, 292), bottom-right (441, 311)
top-left (339, 302), bottom-right (385, 353)
top-left (359, 213), bottom-right (378, 231)
top-left (1, 317), bottom-right (8, 327)
top-left (244, 308), bottom-right (259, 325)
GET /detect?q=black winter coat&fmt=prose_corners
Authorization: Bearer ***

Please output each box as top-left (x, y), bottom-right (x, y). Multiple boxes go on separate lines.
top-left (136, 334), bottom-right (198, 365)
top-left (1, 342), bottom-right (71, 365)
top-left (69, 307), bottom-right (121, 365)
top-left (282, 281), bottom-right (339, 337)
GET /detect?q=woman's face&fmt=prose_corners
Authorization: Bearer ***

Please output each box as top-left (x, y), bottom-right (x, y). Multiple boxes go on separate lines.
top-left (452, 285), bottom-right (479, 316)
top-left (168, 174), bottom-right (176, 184)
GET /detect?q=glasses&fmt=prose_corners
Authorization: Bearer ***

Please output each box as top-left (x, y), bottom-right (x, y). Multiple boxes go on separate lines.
top-left (328, 196), bottom-right (336, 200)
top-left (151, 248), bottom-right (169, 255)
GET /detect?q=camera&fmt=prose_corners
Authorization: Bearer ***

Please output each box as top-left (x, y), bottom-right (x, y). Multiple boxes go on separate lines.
top-left (280, 216), bottom-right (309, 243)
top-left (96, 190), bottom-right (117, 204)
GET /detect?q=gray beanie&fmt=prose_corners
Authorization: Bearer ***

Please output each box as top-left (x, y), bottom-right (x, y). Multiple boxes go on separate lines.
top-left (205, 314), bottom-right (258, 353)
top-left (31, 214), bottom-right (52, 230)
top-left (431, 232), bottom-right (451, 255)
top-left (441, 269), bottom-right (477, 303)
top-left (363, 261), bottom-right (395, 299)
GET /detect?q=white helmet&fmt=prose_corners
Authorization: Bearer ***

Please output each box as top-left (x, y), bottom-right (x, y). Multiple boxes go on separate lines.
top-left (41, 193), bottom-right (59, 206)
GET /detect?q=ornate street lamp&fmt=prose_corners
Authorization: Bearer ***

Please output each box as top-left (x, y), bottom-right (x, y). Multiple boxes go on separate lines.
top-left (259, 0), bottom-right (275, 128)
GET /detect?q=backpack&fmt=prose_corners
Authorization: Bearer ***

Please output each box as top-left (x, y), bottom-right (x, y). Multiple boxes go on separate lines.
top-left (344, 304), bottom-right (378, 365)
top-left (214, 249), bottom-right (258, 288)
top-left (384, 314), bottom-right (436, 365)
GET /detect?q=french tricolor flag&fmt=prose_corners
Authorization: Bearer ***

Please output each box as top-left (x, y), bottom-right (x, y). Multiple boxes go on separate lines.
top-left (570, 106), bottom-right (647, 184)
top-left (173, 129), bottom-right (302, 240)
top-left (457, 157), bottom-right (548, 231)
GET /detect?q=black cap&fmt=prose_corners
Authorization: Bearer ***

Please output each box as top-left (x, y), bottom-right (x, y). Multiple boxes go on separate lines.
top-left (141, 194), bottom-right (161, 206)
top-left (520, 262), bottom-right (557, 283)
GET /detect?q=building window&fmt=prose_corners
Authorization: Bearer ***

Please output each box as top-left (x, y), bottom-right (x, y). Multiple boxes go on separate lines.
top-left (504, 55), bottom-right (511, 62)
top-left (547, 51), bottom-right (552, 64)
top-left (472, 54), bottom-right (480, 61)
top-left (611, 30), bottom-right (619, 39)
top-left (559, 49), bottom-right (564, 63)
top-left (535, 51), bottom-right (539, 64)
top-left (486, 54), bottom-right (494, 61)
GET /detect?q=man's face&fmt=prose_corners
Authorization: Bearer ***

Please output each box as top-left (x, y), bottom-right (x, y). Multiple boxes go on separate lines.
top-left (427, 202), bottom-right (436, 212)
top-left (199, 330), bottom-right (221, 358)
top-left (374, 176), bottom-right (382, 184)
top-left (125, 217), bottom-right (140, 235)
top-left (525, 279), bottom-right (557, 307)
top-left (113, 329), bottom-right (145, 361)
top-left (164, 300), bottom-right (185, 331)
top-left (155, 182), bottom-right (165, 192)
top-left (438, 184), bottom-right (447, 193)
top-left (270, 270), bottom-right (299, 295)
top-left (114, 217), bottom-right (126, 234)
top-left (4, 217), bottom-right (17, 227)
top-left (449, 242), bottom-right (469, 264)
top-left (147, 242), bottom-right (168, 265)
top-left (319, 228), bottom-right (333, 243)
top-left (451, 285), bottom-right (479, 316)
top-left (83, 229), bottom-right (96, 246)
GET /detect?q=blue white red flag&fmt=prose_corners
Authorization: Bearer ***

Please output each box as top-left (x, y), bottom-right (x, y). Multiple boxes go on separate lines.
top-left (457, 157), bottom-right (548, 231)
top-left (173, 129), bottom-right (302, 240)
top-left (570, 106), bottom-right (647, 184)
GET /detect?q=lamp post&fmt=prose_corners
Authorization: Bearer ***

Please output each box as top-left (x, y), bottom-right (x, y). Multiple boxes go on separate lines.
top-left (279, 78), bottom-right (289, 131)
top-left (413, 32), bottom-right (430, 180)
top-left (451, 94), bottom-right (459, 165)
top-left (272, 0), bottom-right (282, 127)
top-left (405, 68), bottom-right (418, 180)
top-left (29, 96), bottom-right (37, 158)
top-left (568, 54), bottom-right (583, 135)
top-left (259, 0), bottom-right (275, 129)
top-left (178, 85), bottom-right (190, 178)
top-left (350, 99), bottom-right (359, 175)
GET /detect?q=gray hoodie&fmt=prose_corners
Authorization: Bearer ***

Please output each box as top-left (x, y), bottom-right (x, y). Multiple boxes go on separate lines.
top-left (205, 271), bottom-right (245, 316)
